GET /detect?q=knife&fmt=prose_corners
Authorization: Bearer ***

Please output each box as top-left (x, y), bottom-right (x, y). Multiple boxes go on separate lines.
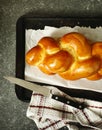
top-left (4, 76), bottom-right (87, 109)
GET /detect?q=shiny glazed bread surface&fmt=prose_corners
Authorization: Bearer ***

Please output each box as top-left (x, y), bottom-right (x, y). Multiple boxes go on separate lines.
top-left (26, 32), bottom-right (102, 80)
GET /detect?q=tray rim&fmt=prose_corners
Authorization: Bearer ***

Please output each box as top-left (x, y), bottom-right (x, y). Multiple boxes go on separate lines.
top-left (16, 15), bottom-right (102, 102)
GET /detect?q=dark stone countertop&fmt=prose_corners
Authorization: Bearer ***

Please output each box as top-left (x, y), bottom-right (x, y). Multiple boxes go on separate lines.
top-left (0, 0), bottom-right (102, 130)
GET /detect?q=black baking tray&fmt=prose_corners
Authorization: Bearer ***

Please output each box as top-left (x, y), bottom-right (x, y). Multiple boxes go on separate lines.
top-left (16, 15), bottom-right (102, 102)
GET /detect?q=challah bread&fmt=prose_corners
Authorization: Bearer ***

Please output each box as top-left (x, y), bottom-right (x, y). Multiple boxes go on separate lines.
top-left (87, 42), bottom-right (102, 80)
top-left (26, 32), bottom-right (102, 80)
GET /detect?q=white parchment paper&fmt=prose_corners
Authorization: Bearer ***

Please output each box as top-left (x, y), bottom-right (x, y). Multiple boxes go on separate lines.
top-left (25, 26), bottom-right (102, 92)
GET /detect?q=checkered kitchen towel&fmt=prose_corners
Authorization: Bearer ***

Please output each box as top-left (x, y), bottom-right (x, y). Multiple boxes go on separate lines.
top-left (26, 89), bottom-right (102, 130)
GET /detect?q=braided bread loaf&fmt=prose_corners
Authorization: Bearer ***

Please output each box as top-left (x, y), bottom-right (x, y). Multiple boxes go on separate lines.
top-left (26, 32), bottom-right (102, 80)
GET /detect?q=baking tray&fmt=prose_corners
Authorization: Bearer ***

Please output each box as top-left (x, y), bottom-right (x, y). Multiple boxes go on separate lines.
top-left (16, 16), bottom-right (102, 102)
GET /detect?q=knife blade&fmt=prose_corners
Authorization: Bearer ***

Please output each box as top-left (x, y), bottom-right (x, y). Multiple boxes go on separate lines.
top-left (4, 76), bottom-right (51, 97)
top-left (4, 76), bottom-right (87, 109)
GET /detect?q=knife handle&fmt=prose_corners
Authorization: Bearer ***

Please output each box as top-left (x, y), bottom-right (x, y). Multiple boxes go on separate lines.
top-left (52, 94), bottom-right (87, 109)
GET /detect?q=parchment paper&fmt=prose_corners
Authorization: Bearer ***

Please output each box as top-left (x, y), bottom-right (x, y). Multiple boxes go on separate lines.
top-left (25, 26), bottom-right (102, 92)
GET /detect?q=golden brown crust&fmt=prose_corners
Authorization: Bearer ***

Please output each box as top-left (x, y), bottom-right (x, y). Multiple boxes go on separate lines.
top-left (59, 56), bottom-right (101, 80)
top-left (38, 37), bottom-right (60, 54)
top-left (38, 63), bottom-right (55, 75)
top-left (25, 33), bottom-right (102, 81)
top-left (87, 73), bottom-right (102, 80)
top-left (60, 32), bottom-right (92, 60)
top-left (42, 50), bottom-right (73, 73)
top-left (26, 45), bottom-right (45, 66)
top-left (87, 42), bottom-right (102, 80)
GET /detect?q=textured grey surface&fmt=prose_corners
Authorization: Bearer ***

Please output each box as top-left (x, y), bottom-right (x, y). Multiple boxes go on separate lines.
top-left (0, 0), bottom-right (102, 130)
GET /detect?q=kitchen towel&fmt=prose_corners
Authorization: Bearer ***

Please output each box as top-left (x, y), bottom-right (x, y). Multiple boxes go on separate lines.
top-left (26, 88), bottom-right (102, 130)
